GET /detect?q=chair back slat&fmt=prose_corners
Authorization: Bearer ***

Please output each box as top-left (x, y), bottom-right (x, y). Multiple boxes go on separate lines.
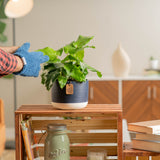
top-left (0, 99), bottom-right (4, 124)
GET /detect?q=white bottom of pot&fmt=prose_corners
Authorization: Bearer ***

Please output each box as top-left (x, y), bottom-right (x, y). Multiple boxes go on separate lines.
top-left (51, 102), bottom-right (88, 110)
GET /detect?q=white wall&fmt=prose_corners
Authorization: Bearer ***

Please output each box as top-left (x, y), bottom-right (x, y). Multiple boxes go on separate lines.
top-left (0, 19), bottom-right (14, 129)
top-left (2, 0), bottom-right (160, 135)
top-left (16, 0), bottom-right (160, 75)
top-left (14, 0), bottom-right (160, 107)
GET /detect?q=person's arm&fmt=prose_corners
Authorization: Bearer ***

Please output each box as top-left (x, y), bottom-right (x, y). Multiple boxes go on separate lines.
top-left (0, 46), bottom-right (19, 54)
top-left (14, 56), bottom-right (23, 72)
top-left (0, 43), bottom-right (49, 77)
top-left (0, 49), bottom-right (23, 77)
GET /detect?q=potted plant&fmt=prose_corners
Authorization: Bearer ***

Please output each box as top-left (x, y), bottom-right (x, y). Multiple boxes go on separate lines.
top-left (150, 56), bottom-right (159, 69)
top-left (38, 35), bottom-right (102, 109)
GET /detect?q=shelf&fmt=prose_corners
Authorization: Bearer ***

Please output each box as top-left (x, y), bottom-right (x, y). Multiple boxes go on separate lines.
top-left (15, 104), bottom-right (123, 160)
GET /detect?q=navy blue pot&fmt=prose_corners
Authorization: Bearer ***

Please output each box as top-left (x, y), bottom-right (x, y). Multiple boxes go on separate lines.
top-left (51, 80), bottom-right (89, 109)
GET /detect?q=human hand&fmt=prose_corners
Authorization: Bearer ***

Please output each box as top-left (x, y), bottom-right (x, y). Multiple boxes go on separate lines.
top-left (0, 46), bottom-right (20, 54)
top-left (13, 43), bottom-right (49, 77)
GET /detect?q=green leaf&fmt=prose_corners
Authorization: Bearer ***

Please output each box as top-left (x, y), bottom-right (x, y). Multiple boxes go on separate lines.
top-left (97, 71), bottom-right (102, 77)
top-left (85, 63), bottom-right (102, 78)
top-left (0, 21), bottom-right (7, 43)
top-left (63, 36), bottom-right (94, 55)
top-left (57, 48), bottom-right (63, 56)
top-left (0, 0), bottom-right (3, 7)
top-left (84, 45), bottom-right (95, 49)
top-left (63, 62), bottom-right (73, 76)
top-left (43, 63), bottom-right (56, 70)
top-left (73, 35), bottom-right (94, 48)
top-left (37, 47), bottom-right (62, 62)
top-left (64, 62), bottom-right (88, 81)
top-left (62, 55), bottom-right (79, 63)
top-left (45, 73), bottom-right (53, 90)
top-left (44, 70), bottom-right (60, 90)
top-left (58, 76), bottom-right (68, 89)
top-left (3, 74), bottom-right (14, 79)
top-left (0, 21), bottom-right (6, 34)
top-left (50, 71), bottom-right (60, 89)
top-left (54, 63), bottom-right (64, 68)
top-left (0, 33), bottom-right (7, 42)
top-left (41, 73), bottom-right (46, 85)
top-left (70, 66), bottom-right (86, 82)
top-left (44, 62), bottom-right (64, 71)
top-left (83, 68), bottom-right (88, 76)
top-left (79, 62), bottom-right (88, 77)
top-left (63, 42), bottom-right (77, 54)
top-left (74, 49), bottom-right (84, 61)
top-left (0, 1), bottom-right (7, 19)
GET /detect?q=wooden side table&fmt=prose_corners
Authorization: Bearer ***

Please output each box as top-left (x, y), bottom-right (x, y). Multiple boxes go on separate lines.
top-left (15, 104), bottom-right (123, 160)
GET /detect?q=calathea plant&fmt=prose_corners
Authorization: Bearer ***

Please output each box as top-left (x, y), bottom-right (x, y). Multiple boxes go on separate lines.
top-left (38, 35), bottom-right (102, 90)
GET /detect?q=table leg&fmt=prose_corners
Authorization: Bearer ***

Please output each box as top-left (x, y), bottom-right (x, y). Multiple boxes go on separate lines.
top-left (15, 113), bottom-right (23, 160)
top-left (117, 112), bottom-right (123, 160)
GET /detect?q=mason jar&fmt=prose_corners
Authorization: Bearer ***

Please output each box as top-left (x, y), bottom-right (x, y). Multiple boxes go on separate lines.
top-left (44, 124), bottom-right (70, 160)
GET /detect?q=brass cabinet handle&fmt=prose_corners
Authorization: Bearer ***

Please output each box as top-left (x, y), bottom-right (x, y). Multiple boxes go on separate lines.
top-left (147, 86), bottom-right (151, 99)
top-left (90, 87), bottom-right (94, 100)
top-left (153, 86), bottom-right (157, 99)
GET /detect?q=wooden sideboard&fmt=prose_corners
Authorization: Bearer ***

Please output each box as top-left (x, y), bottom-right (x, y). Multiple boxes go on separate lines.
top-left (88, 81), bottom-right (118, 104)
top-left (88, 79), bottom-right (160, 123)
top-left (123, 80), bottom-right (160, 122)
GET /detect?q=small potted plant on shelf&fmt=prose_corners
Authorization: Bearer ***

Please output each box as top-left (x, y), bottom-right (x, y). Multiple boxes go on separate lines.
top-left (149, 56), bottom-right (159, 70)
top-left (38, 35), bottom-right (102, 109)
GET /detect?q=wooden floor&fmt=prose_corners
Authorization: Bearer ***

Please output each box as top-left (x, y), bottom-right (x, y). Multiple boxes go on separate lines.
top-left (0, 150), bottom-right (15, 160)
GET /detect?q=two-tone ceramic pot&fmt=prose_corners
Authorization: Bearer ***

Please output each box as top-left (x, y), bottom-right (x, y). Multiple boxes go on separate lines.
top-left (51, 80), bottom-right (88, 109)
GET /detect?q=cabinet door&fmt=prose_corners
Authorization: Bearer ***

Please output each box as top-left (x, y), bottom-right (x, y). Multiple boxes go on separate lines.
top-left (152, 81), bottom-right (160, 119)
top-left (88, 81), bottom-right (118, 104)
top-left (123, 81), bottom-right (152, 123)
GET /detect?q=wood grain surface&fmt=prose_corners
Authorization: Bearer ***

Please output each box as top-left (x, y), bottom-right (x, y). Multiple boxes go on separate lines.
top-left (123, 142), bottom-right (160, 160)
top-left (151, 81), bottom-right (160, 120)
top-left (123, 81), bottom-right (153, 123)
top-left (15, 104), bottom-right (122, 160)
top-left (32, 119), bottom-right (117, 130)
top-left (88, 81), bottom-right (118, 104)
top-left (35, 132), bottom-right (117, 143)
top-left (0, 99), bottom-right (5, 157)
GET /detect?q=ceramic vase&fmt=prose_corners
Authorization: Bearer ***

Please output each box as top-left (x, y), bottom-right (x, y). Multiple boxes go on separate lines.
top-left (112, 44), bottom-right (131, 77)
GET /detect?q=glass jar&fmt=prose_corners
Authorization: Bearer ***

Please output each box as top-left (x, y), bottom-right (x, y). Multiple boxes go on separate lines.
top-left (87, 148), bottom-right (107, 160)
top-left (44, 124), bottom-right (70, 160)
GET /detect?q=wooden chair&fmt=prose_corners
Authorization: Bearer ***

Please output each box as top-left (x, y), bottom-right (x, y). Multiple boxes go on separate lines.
top-left (0, 99), bottom-right (6, 157)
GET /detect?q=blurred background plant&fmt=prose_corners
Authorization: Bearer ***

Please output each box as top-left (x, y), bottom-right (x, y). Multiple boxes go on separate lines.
top-left (0, 0), bottom-right (13, 78)
top-left (0, 0), bottom-right (7, 43)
